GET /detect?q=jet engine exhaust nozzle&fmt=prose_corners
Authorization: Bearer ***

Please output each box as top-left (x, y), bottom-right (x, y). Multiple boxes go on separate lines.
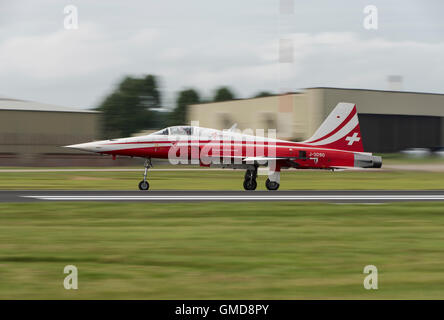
top-left (354, 154), bottom-right (382, 168)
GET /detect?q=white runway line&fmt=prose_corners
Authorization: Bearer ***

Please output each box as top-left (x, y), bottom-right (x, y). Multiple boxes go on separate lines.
top-left (21, 195), bottom-right (444, 201)
top-left (0, 168), bottom-right (227, 173)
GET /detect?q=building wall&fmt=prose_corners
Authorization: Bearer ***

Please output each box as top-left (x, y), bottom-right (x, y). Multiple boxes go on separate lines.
top-left (319, 88), bottom-right (444, 152)
top-left (321, 88), bottom-right (444, 117)
top-left (292, 93), bottom-right (309, 140)
top-left (303, 88), bottom-right (325, 140)
top-left (188, 87), bottom-right (444, 153)
top-left (359, 114), bottom-right (442, 152)
top-left (188, 96), bottom-right (283, 137)
top-left (0, 110), bottom-right (102, 165)
top-left (188, 95), bottom-right (315, 140)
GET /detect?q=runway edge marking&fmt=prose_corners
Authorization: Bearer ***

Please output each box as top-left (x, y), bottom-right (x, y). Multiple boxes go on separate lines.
top-left (20, 195), bottom-right (444, 201)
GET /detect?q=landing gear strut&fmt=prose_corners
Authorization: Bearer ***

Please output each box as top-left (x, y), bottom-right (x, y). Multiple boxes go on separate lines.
top-left (243, 166), bottom-right (258, 191)
top-left (138, 159), bottom-right (152, 191)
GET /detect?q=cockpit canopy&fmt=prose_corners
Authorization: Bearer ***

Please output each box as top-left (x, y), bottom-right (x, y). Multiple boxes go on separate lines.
top-left (147, 125), bottom-right (273, 143)
top-left (150, 126), bottom-right (194, 136)
top-left (149, 126), bottom-right (229, 139)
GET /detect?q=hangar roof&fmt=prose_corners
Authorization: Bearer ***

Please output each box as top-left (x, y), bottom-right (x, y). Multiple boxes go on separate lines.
top-left (0, 96), bottom-right (98, 113)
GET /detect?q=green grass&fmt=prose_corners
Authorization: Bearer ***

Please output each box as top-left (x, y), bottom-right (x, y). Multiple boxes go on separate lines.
top-left (381, 153), bottom-right (444, 164)
top-left (1, 169), bottom-right (444, 190)
top-left (1, 202), bottom-right (444, 299)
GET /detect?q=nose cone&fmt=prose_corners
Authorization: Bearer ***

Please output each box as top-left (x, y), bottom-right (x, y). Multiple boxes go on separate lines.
top-left (64, 141), bottom-right (102, 152)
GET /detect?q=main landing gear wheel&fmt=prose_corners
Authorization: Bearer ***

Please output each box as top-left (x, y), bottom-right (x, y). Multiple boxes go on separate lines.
top-left (243, 179), bottom-right (257, 191)
top-left (265, 178), bottom-right (279, 191)
top-left (138, 158), bottom-right (152, 191)
top-left (243, 167), bottom-right (258, 191)
top-left (138, 180), bottom-right (150, 190)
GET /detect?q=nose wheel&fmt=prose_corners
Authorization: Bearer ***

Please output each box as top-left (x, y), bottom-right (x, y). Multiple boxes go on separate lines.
top-left (243, 167), bottom-right (258, 191)
top-left (138, 180), bottom-right (150, 190)
top-left (138, 159), bottom-right (152, 191)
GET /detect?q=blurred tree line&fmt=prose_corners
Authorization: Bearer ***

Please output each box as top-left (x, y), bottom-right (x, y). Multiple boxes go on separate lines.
top-left (97, 74), bottom-right (274, 138)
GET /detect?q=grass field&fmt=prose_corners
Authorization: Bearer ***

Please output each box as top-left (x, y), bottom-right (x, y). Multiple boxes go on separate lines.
top-left (1, 202), bottom-right (444, 299)
top-left (381, 154), bottom-right (444, 163)
top-left (1, 166), bottom-right (444, 299)
top-left (1, 169), bottom-right (444, 190)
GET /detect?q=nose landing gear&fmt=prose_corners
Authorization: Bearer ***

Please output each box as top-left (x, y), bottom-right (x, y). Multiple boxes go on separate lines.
top-left (138, 159), bottom-right (152, 191)
top-left (243, 167), bottom-right (258, 191)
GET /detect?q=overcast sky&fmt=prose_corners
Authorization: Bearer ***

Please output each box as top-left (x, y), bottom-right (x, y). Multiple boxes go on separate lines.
top-left (1, 0), bottom-right (443, 109)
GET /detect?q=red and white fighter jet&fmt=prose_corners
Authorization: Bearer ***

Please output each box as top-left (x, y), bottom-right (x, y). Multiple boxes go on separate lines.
top-left (65, 102), bottom-right (382, 191)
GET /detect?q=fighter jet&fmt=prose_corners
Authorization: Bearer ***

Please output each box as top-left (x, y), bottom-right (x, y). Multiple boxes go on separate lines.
top-left (65, 102), bottom-right (382, 191)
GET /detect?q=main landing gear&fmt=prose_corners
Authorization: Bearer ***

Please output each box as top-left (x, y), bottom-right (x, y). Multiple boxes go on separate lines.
top-left (243, 167), bottom-right (257, 191)
top-left (138, 159), bottom-right (152, 191)
top-left (265, 178), bottom-right (279, 191)
top-left (266, 170), bottom-right (280, 191)
top-left (243, 167), bottom-right (281, 191)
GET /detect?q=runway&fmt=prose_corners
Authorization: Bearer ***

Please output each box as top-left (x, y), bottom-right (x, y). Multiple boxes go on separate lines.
top-left (3, 190), bottom-right (444, 203)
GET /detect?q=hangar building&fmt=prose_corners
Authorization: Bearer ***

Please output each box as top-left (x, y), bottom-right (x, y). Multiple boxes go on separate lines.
top-left (0, 96), bottom-right (102, 166)
top-left (188, 87), bottom-right (444, 153)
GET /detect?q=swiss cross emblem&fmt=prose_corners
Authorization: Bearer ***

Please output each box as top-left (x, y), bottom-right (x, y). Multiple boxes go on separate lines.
top-left (345, 132), bottom-right (360, 145)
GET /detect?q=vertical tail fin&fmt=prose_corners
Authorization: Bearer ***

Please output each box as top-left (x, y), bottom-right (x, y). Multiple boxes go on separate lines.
top-left (304, 102), bottom-right (364, 152)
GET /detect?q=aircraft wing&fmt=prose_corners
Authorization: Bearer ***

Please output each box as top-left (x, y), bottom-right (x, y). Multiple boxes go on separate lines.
top-left (331, 166), bottom-right (382, 170)
top-left (243, 156), bottom-right (296, 162)
top-left (200, 155), bottom-right (299, 165)
top-left (201, 155), bottom-right (286, 161)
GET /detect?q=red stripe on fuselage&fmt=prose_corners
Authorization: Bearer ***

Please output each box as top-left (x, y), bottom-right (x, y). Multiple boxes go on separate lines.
top-left (104, 140), bottom-right (301, 147)
top-left (102, 139), bottom-right (366, 153)
top-left (102, 144), bottom-right (356, 168)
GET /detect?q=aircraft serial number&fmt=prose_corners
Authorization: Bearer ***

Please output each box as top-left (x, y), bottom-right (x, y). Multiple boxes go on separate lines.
top-left (309, 152), bottom-right (325, 157)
